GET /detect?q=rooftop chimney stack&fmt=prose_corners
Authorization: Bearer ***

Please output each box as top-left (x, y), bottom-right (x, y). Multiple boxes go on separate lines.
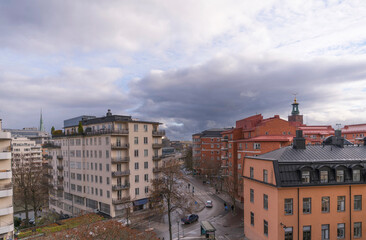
top-left (106, 109), bottom-right (112, 117)
top-left (293, 130), bottom-right (306, 149)
top-left (333, 130), bottom-right (344, 148)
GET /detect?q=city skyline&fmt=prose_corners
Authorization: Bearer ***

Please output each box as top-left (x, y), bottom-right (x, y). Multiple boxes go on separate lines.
top-left (2, 1), bottom-right (366, 140)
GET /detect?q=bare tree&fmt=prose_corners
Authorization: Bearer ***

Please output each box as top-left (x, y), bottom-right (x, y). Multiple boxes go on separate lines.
top-left (13, 154), bottom-right (48, 225)
top-left (150, 159), bottom-right (192, 240)
top-left (183, 147), bottom-right (193, 170)
top-left (222, 175), bottom-right (238, 211)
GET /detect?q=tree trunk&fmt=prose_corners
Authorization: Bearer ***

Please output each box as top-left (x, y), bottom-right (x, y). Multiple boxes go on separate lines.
top-left (167, 198), bottom-right (172, 240)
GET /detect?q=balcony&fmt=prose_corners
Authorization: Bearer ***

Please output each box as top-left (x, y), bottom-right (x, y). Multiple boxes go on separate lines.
top-left (153, 167), bottom-right (161, 173)
top-left (0, 152), bottom-right (11, 160)
top-left (57, 155), bottom-right (63, 160)
top-left (85, 129), bottom-right (129, 136)
top-left (57, 165), bottom-right (64, 171)
top-left (221, 147), bottom-right (228, 151)
top-left (0, 206), bottom-right (13, 216)
top-left (58, 176), bottom-right (64, 181)
top-left (44, 155), bottom-right (53, 160)
top-left (111, 143), bottom-right (129, 150)
top-left (110, 129), bottom-right (129, 135)
top-left (112, 183), bottom-right (130, 191)
top-left (0, 132), bottom-right (11, 139)
top-left (221, 156), bottom-right (228, 160)
top-left (0, 184), bottom-right (12, 198)
top-left (0, 224), bottom-right (14, 235)
top-left (0, 171), bottom-right (11, 180)
top-left (111, 157), bottom-right (130, 163)
top-left (152, 130), bottom-right (165, 137)
top-left (47, 164), bottom-right (53, 169)
top-left (152, 143), bottom-right (163, 149)
top-left (152, 155), bottom-right (162, 161)
top-left (57, 185), bottom-right (64, 191)
top-left (221, 165), bottom-right (229, 168)
top-left (112, 170), bottom-right (130, 177)
top-left (221, 137), bottom-right (228, 142)
top-left (112, 196), bottom-right (131, 204)
top-left (44, 173), bottom-right (52, 179)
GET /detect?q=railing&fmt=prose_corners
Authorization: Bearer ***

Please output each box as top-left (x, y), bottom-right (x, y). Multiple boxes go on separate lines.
top-left (57, 155), bottom-right (63, 160)
top-left (42, 142), bottom-right (61, 148)
top-left (152, 155), bottom-right (162, 161)
top-left (0, 223), bottom-right (14, 235)
top-left (86, 129), bottom-right (129, 136)
top-left (111, 157), bottom-right (130, 163)
top-left (111, 143), bottom-right (129, 149)
top-left (221, 147), bottom-right (228, 151)
top-left (152, 130), bottom-right (165, 136)
top-left (0, 206), bottom-right (13, 216)
top-left (57, 165), bottom-right (64, 171)
top-left (152, 143), bottom-right (163, 148)
top-left (221, 156), bottom-right (228, 160)
top-left (0, 183), bottom-right (12, 191)
top-left (221, 138), bottom-right (228, 142)
top-left (44, 173), bottom-right (52, 179)
top-left (0, 152), bottom-right (11, 160)
top-left (0, 132), bottom-right (11, 139)
top-left (57, 185), bottom-right (64, 191)
top-left (112, 170), bottom-right (130, 177)
top-left (47, 164), bottom-right (53, 169)
top-left (112, 196), bottom-right (131, 204)
top-left (153, 167), bottom-right (161, 173)
top-left (58, 176), bottom-right (64, 181)
top-left (221, 165), bottom-right (229, 168)
top-left (112, 183), bottom-right (130, 191)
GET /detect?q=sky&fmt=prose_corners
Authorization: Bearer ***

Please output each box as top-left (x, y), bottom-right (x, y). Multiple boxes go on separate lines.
top-left (2, 0), bottom-right (366, 140)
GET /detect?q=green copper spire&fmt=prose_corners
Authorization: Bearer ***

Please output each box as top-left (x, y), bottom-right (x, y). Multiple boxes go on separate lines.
top-left (40, 109), bottom-right (44, 132)
top-left (291, 97), bottom-right (300, 115)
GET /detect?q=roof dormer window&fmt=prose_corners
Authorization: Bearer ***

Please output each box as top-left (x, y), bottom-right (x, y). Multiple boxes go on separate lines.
top-left (336, 170), bottom-right (344, 182)
top-left (320, 171), bottom-right (328, 183)
top-left (302, 171), bottom-right (310, 183)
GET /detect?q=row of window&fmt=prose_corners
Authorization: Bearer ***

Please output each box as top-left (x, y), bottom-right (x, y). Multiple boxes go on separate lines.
top-left (250, 213), bottom-right (362, 239)
top-left (70, 173), bottom-right (110, 184)
top-left (68, 162), bottom-right (110, 171)
top-left (249, 167), bottom-right (268, 183)
top-left (302, 169), bottom-right (361, 183)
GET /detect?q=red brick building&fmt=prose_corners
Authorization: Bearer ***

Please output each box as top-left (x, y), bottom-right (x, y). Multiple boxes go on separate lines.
top-left (221, 114), bottom-right (296, 202)
top-left (192, 128), bottom-right (230, 176)
top-left (299, 125), bottom-right (334, 145)
top-left (342, 124), bottom-right (366, 144)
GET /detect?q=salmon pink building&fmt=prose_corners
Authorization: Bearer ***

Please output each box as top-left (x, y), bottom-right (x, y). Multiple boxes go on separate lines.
top-left (342, 124), bottom-right (366, 144)
top-left (244, 130), bottom-right (366, 240)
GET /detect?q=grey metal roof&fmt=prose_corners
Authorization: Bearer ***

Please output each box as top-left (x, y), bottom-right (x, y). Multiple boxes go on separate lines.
top-left (250, 145), bottom-right (366, 162)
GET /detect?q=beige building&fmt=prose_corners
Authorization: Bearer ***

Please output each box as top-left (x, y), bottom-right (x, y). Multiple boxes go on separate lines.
top-left (11, 137), bottom-right (42, 167)
top-left (0, 119), bottom-right (14, 239)
top-left (47, 110), bottom-right (164, 218)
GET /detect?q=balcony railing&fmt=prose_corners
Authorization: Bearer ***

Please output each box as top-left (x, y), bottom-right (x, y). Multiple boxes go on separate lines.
top-left (112, 196), bottom-right (131, 204)
top-left (221, 156), bottom-right (228, 160)
top-left (57, 155), bottom-right (63, 160)
top-left (111, 143), bottom-right (129, 150)
top-left (57, 185), bottom-right (64, 191)
top-left (221, 138), bottom-right (228, 142)
top-left (44, 173), bottom-right (52, 179)
top-left (0, 183), bottom-right (12, 191)
top-left (111, 157), bottom-right (130, 163)
top-left (0, 223), bottom-right (14, 235)
top-left (0, 152), bottom-right (11, 160)
top-left (86, 129), bottom-right (129, 136)
top-left (153, 167), bottom-right (161, 173)
top-left (152, 143), bottom-right (163, 149)
top-left (47, 164), bottom-right (53, 169)
top-left (58, 176), bottom-right (64, 181)
top-left (152, 130), bottom-right (165, 137)
top-left (221, 165), bottom-right (229, 168)
top-left (112, 170), bottom-right (130, 177)
top-left (221, 147), bottom-right (228, 151)
top-left (152, 155), bottom-right (162, 161)
top-left (57, 165), bottom-right (64, 171)
top-left (112, 183), bottom-right (130, 191)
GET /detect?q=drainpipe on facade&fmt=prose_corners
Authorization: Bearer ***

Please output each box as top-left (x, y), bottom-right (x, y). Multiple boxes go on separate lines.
top-left (297, 188), bottom-right (300, 240)
top-left (349, 186), bottom-right (351, 240)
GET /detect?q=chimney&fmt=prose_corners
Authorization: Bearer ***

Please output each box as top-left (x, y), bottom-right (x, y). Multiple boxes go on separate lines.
top-left (363, 137), bottom-right (366, 146)
top-left (293, 130), bottom-right (306, 149)
top-left (106, 109), bottom-right (112, 117)
top-left (333, 130), bottom-right (344, 148)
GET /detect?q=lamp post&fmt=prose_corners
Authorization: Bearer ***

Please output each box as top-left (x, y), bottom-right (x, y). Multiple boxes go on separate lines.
top-left (177, 221), bottom-right (180, 240)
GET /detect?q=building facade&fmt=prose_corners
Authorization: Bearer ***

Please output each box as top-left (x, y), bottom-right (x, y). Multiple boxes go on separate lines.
top-left (342, 124), bottom-right (366, 144)
top-left (244, 130), bottom-right (366, 240)
top-left (0, 119), bottom-right (14, 239)
top-left (47, 110), bottom-right (164, 218)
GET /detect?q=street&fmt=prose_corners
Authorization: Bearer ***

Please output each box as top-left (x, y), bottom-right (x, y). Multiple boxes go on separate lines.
top-left (132, 173), bottom-right (244, 240)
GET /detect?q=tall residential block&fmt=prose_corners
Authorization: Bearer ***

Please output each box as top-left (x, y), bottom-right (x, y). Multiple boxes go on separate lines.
top-left (0, 119), bottom-right (14, 239)
top-left (47, 110), bottom-right (164, 217)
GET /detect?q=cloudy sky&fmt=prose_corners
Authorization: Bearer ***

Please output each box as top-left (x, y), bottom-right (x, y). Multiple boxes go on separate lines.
top-left (1, 0), bottom-right (366, 140)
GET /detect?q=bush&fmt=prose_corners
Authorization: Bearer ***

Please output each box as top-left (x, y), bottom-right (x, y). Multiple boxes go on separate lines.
top-left (14, 217), bottom-right (21, 227)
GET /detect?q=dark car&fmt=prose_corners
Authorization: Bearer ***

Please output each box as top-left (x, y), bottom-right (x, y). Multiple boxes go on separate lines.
top-left (181, 214), bottom-right (199, 224)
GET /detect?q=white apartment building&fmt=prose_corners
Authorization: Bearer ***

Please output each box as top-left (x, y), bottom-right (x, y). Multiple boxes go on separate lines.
top-left (0, 119), bottom-right (14, 239)
top-left (11, 137), bottom-right (42, 167)
top-left (47, 110), bottom-right (164, 218)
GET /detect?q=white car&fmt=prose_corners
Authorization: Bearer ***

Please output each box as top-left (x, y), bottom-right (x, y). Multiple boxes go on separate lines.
top-left (117, 218), bottom-right (131, 226)
top-left (206, 200), bottom-right (213, 208)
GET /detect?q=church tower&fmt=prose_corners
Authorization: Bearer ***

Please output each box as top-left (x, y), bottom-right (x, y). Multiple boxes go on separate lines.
top-left (39, 109), bottom-right (45, 132)
top-left (288, 97), bottom-right (303, 125)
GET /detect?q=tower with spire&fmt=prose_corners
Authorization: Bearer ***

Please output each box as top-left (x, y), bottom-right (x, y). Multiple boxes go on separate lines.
top-left (39, 109), bottom-right (45, 132)
top-left (288, 97), bottom-right (303, 126)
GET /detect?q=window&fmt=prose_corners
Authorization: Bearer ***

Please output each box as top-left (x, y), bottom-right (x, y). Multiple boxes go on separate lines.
top-left (337, 196), bottom-right (345, 212)
top-left (144, 174), bottom-right (149, 182)
top-left (135, 175), bottom-right (139, 183)
top-left (135, 188), bottom-right (139, 195)
top-left (354, 222), bottom-right (362, 238)
top-left (250, 167), bottom-right (254, 179)
top-left (144, 162), bottom-right (148, 169)
top-left (284, 227), bottom-right (293, 240)
top-left (250, 212), bottom-right (254, 226)
top-left (264, 220), bottom-right (268, 236)
top-left (100, 176), bottom-right (102, 183)
top-left (134, 124), bottom-right (138, 132)
top-left (321, 224), bottom-right (329, 240)
top-left (135, 162), bottom-right (139, 170)
top-left (106, 164), bottom-right (109, 172)
top-left (144, 124), bottom-right (148, 132)
top-left (107, 177), bottom-right (110, 185)
top-left (303, 198), bottom-right (311, 214)
top-left (353, 169), bottom-right (361, 182)
top-left (336, 170), bottom-right (344, 182)
top-left (99, 163), bottom-right (102, 171)
top-left (105, 137), bottom-right (109, 145)
top-left (284, 198), bottom-right (293, 215)
top-left (320, 171), bottom-right (328, 183)
top-left (106, 150), bottom-right (109, 158)
top-left (354, 195), bottom-right (362, 211)
top-left (303, 226), bottom-right (311, 240)
top-left (263, 169), bottom-right (268, 183)
top-left (107, 191), bottom-right (110, 198)
top-left (254, 143), bottom-right (261, 149)
top-left (134, 150), bottom-right (139, 157)
top-left (263, 194), bottom-right (268, 210)
top-left (144, 137), bottom-right (148, 144)
top-left (134, 137), bottom-right (138, 144)
top-left (145, 186), bottom-right (149, 193)
top-left (322, 197), bottom-right (330, 213)
top-left (337, 223), bottom-right (345, 239)
top-left (302, 171), bottom-right (310, 183)
top-left (250, 189), bottom-right (254, 203)
top-left (144, 149), bottom-right (148, 157)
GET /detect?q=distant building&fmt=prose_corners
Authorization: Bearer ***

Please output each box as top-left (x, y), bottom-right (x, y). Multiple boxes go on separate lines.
top-left (47, 110), bottom-right (164, 217)
top-left (299, 125), bottom-right (334, 145)
top-left (342, 124), bottom-right (366, 144)
top-left (5, 127), bottom-right (50, 145)
top-left (11, 137), bottom-right (43, 167)
top-left (243, 130), bottom-right (366, 239)
top-left (192, 128), bottom-right (231, 175)
top-left (0, 119), bottom-right (14, 239)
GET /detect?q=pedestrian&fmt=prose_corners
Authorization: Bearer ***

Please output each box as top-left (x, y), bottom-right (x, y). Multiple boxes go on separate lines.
top-left (231, 205), bottom-right (234, 212)
top-left (225, 205), bottom-right (228, 211)
top-left (224, 202), bottom-right (227, 207)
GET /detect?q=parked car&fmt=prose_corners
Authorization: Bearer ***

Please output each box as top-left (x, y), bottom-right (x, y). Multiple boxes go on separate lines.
top-left (206, 200), bottom-right (213, 208)
top-left (181, 214), bottom-right (199, 224)
top-left (117, 218), bottom-right (131, 227)
top-left (28, 218), bottom-right (35, 225)
top-left (60, 214), bottom-right (70, 220)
